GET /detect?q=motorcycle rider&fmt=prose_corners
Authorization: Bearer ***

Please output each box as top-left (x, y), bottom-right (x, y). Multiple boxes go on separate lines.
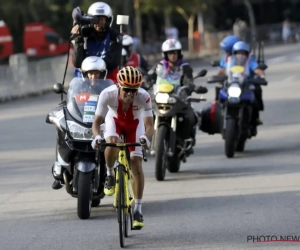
top-left (91, 66), bottom-right (154, 228)
top-left (215, 35), bottom-right (240, 100)
top-left (144, 39), bottom-right (207, 153)
top-left (52, 56), bottom-right (109, 189)
top-left (122, 34), bottom-right (149, 73)
top-left (71, 2), bottom-right (122, 83)
top-left (218, 41), bottom-right (266, 135)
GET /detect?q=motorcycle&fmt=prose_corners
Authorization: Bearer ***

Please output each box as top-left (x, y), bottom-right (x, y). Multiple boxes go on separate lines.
top-left (151, 68), bottom-right (208, 181)
top-left (45, 78), bottom-right (114, 219)
top-left (206, 55), bottom-right (268, 158)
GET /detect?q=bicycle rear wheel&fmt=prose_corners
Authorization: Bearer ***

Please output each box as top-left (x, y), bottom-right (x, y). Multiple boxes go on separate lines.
top-left (118, 164), bottom-right (126, 248)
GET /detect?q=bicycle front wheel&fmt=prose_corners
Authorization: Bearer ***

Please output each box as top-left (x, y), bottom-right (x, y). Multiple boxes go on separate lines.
top-left (118, 164), bottom-right (126, 248)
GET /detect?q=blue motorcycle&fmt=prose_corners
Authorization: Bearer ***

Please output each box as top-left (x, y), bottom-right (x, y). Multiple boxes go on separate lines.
top-left (207, 55), bottom-right (268, 158)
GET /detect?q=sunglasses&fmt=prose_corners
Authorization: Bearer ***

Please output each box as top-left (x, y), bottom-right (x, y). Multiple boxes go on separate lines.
top-left (121, 87), bottom-right (138, 93)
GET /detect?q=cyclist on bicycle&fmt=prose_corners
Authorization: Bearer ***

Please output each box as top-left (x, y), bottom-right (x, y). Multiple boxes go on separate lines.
top-left (91, 66), bottom-right (154, 228)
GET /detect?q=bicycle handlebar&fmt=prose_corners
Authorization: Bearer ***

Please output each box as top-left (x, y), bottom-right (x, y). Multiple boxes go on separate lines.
top-left (95, 141), bottom-right (148, 162)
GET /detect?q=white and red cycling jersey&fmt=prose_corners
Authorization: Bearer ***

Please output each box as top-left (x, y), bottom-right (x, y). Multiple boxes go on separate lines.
top-left (95, 85), bottom-right (153, 157)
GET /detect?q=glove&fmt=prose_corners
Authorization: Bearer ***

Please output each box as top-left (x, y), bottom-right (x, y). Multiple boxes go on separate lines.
top-left (91, 135), bottom-right (102, 149)
top-left (139, 135), bottom-right (151, 149)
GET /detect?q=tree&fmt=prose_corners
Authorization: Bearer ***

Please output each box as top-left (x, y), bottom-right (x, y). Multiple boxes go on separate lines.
top-left (133, 0), bottom-right (143, 45)
top-left (141, 0), bottom-right (173, 28)
top-left (174, 1), bottom-right (213, 54)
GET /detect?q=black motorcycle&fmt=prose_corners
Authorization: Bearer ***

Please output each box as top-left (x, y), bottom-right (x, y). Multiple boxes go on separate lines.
top-left (46, 78), bottom-right (114, 219)
top-left (207, 55), bottom-right (267, 158)
top-left (151, 68), bottom-right (208, 181)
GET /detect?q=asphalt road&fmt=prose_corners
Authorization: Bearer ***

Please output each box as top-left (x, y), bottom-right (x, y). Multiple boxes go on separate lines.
top-left (1, 43), bottom-right (300, 250)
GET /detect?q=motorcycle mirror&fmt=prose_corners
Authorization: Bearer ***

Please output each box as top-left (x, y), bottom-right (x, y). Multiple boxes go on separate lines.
top-left (194, 69), bottom-right (207, 79)
top-left (211, 60), bottom-right (220, 67)
top-left (248, 78), bottom-right (268, 86)
top-left (53, 83), bottom-right (66, 94)
top-left (258, 63), bottom-right (268, 70)
top-left (194, 86), bottom-right (208, 94)
top-left (207, 75), bottom-right (226, 84)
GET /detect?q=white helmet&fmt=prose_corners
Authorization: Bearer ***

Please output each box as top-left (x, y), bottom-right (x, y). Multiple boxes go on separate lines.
top-left (81, 56), bottom-right (107, 78)
top-left (122, 48), bottom-right (127, 56)
top-left (161, 39), bottom-right (182, 59)
top-left (122, 35), bottom-right (133, 46)
top-left (161, 39), bottom-right (182, 52)
top-left (87, 2), bottom-right (113, 27)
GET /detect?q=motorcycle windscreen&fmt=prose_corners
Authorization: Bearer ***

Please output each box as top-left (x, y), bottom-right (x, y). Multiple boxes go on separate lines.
top-left (226, 55), bottom-right (250, 83)
top-left (66, 78), bottom-right (114, 123)
top-left (154, 65), bottom-right (181, 94)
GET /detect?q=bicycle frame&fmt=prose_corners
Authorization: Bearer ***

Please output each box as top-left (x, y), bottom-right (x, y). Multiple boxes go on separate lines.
top-left (98, 141), bottom-right (147, 219)
top-left (113, 144), bottom-right (133, 214)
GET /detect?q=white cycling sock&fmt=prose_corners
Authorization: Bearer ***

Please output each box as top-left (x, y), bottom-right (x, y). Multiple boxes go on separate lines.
top-left (134, 199), bottom-right (142, 214)
top-left (106, 165), bottom-right (114, 176)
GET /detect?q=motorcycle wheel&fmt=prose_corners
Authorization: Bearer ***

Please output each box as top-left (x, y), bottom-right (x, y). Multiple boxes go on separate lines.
top-left (154, 125), bottom-right (168, 181)
top-left (77, 171), bottom-right (92, 219)
top-left (225, 119), bottom-right (236, 158)
top-left (167, 149), bottom-right (181, 173)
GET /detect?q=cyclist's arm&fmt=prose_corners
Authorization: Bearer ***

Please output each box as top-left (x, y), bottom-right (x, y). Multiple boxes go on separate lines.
top-left (92, 115), bottom-right (104, 138)
top-left (92, 92), bottom-right (109, 137)
top-left (143, 116), bottom-right (154, 141)
top-left (142, 94), bottom-right (154, 140)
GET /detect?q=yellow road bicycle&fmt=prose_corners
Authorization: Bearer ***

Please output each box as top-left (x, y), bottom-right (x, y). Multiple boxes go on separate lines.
top-left (96, 135), bottom-right (147, 248)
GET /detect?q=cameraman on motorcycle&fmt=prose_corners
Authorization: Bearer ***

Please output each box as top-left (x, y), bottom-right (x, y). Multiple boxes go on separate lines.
top-left (144, 39), bottom-right (207, 153)
top-left (218, 41), bottom-right (266, 135)
top-left (71, 2), bottom-right (122, 83)
top-left (122, 34), bottom-right (149, 74)
top-left (52, 56), bottom-right (110, 189)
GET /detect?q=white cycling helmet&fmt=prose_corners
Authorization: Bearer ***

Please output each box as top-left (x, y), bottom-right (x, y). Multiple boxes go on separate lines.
top-left (87, 2), bottom-right (113, 28)
top-left (81, 56), bottom-right (107, 79)
top-left (161, 39), bottom-right (182, 59)
top-left (122, 35), bottom-right (133, 46)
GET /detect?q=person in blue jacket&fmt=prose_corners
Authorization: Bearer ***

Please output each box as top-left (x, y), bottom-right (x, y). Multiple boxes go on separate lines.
top-left (214, 35), bottom-right (240, 101)
top-left (71, 2), bottom-right (122, 83)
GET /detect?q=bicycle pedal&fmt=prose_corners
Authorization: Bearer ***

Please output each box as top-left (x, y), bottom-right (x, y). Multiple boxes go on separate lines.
top-left (131, 226), bottom-right (142, 230)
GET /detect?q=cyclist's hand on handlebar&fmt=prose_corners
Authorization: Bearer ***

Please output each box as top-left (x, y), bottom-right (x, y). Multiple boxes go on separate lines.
top-left (139, 135), bottom-right (151, 149)
top-left (91, 135), bottom-right (102, 149)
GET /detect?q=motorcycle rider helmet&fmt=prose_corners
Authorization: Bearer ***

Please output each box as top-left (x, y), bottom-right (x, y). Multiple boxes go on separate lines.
top-left (161, 39), bottom-right (183, 60)
top-left (87, 2), bottom-right (113, 30)
top-left (81, 56), bottom-right (107, 80)
top-left (232, 41), bottom-right (250, 55)
top-left (219, 35), bottom-right (240, 54)
top-left (117, 66), bottom-right (143, 89)
top-left (122, 34), bottom-right (134, 57)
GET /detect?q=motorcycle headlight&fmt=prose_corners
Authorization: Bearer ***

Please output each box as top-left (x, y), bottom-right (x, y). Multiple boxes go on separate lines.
top-left (67, 121), bottom-right (93, 140)
top-left (228, 85), bottom-right (242, 98)
top-left (155, 93), bottom-right (169, 104)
